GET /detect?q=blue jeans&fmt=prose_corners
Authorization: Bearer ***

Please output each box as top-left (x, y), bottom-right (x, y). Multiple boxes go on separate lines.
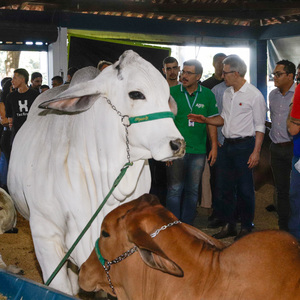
top-left (210, 145), bottom-right (226, 219)
top-left (166, 153), bottom-right (206, 225)
top-left (288, 156), bottom-right (300, 240)
top-left (0, 152), bottom-right (8, 186)
top-left (221, 138), bottom-right (255, 229)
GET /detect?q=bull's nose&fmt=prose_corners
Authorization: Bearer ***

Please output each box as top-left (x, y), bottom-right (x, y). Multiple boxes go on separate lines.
top-left (170, 139), bottom-right (186, 157)
top-left (170, 140), bottom-right (180, 151)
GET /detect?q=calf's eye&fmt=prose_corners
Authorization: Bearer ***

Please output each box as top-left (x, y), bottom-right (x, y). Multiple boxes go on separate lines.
top-left (129, 91), bottom-right (145, 100)
top-left (101, 230), bottom-right (110, 238)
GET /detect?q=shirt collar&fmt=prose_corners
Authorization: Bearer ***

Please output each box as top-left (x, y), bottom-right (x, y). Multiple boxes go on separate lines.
top-left (275, 82), bottom-right (296, 95)
top-left (238, 81), bottom-right (248, 93)
top-left (289, 82), bottom-right (296, 93)
top-left (229, 81), bottom-right (248, 94)
top-left (180, 83), bottom-right (202, 94)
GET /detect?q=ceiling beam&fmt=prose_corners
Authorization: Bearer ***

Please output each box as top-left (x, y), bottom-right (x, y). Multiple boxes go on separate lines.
top-left (1, 0), bottom-right (300, 20)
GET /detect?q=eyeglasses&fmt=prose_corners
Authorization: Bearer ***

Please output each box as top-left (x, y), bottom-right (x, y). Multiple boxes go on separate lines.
top-left (180, 70), bottom-right (198, 76)
top-left (271, 72), bottom-right (287, 78)
top-left (222, 70), bottom-right (236, 76)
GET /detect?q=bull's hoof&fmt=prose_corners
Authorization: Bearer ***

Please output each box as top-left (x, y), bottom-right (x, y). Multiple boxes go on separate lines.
top-left (6, 265), bottom-right (24, 275)
top-left (5, 227), bottom-right (18, 234)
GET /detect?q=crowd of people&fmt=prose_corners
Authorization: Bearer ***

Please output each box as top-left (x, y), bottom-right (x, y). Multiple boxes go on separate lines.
top-left (0, 58), bottom-right (115, 190)
top-left (0, 58), bottom-right (116, 193)
top-left (0, 67), bottom-right (70, 191)
top-left (152, 53), bottom-right (300, 242)
top-left (1, 53), bottom-right (300, 242)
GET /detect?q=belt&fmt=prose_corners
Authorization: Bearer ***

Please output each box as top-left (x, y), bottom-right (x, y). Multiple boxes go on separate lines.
top-left (224, 136), bottom-right (253, 144)
top-left (274, 141), bottom-right (293, 147)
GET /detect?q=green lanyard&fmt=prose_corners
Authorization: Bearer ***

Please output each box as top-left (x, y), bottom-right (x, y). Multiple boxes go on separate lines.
top-left (185, 91), bottom-right (198, 112)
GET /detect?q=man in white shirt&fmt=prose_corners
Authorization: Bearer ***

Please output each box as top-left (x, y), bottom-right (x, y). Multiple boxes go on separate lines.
top-left (188, 55), bottom-right (267, 240)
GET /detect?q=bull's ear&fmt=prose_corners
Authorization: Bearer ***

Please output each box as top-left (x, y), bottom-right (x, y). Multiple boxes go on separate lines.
top-left (38, 94), bottom-right (99, 113)
top-left (39, 66), bottom-right (102, 113)
top-left (128, 227), bottom-right (183, 277)
top-left (168, 95), bottom-right (177, 116)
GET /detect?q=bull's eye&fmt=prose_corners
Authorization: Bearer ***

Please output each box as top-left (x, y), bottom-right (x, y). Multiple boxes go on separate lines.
top-left (101, 230), bottom-right (110, 238)
top-left (129, 91), bottom-right (145, 100)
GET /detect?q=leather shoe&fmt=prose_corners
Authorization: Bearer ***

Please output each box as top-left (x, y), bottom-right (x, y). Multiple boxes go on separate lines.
top-left (212, 223), bottom-right (237, 239)
top-left (207, 217), bottom-right (226, 228)
top-left (234, 228), bottom-right (252, 241)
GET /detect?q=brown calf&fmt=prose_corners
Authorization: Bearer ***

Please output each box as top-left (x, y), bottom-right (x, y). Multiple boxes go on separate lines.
top-left (79, 194), bottom-right (300, 300)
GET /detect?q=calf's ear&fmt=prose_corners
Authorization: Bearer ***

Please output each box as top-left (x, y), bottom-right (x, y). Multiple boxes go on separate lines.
top-left (138, 248), bottom-right (183, 277)
top-left (128, 228), bottom-right (183, 277)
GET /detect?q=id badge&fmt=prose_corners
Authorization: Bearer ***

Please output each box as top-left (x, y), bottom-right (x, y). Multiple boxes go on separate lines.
top-left (188, 120), bottom-right (194, 127)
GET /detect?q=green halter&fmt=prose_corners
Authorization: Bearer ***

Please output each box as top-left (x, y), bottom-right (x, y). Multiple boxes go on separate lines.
top-left (95, 238), bottom-right (105, 266)
top-left (128, 111), bottom-right (174, 125)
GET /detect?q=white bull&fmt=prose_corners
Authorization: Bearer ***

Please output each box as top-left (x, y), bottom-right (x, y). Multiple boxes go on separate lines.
top-left (8, 50), bottom-right (185, 295)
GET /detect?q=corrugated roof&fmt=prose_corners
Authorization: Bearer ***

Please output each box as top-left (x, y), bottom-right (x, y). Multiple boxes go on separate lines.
top-left (1, 0), bottom-right (300, 27)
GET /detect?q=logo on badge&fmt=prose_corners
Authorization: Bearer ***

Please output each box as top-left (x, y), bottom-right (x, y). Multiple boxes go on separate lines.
top-left (196, 103), bottom-right (204, 109)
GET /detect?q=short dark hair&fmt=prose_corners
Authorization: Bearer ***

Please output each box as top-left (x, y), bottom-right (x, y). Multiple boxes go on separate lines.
top-left (297, 63), bottom-right (300, 70)
top-left (1, 79), bottom-right (12, 104)
top-left (31, 72), bottom-right (42, 81)
top-left (163, 56), bottom-right (178, 67)
top-left (15, 68), bottom-right (29, 84)
top-left (40, 84), bottom-right (49, 89)
top-left (67, 67), bottom-right (79, 78)
top-left (213, 53), bottom-right (227, 63)
top-left (1, 77), bottom-right (12, 88)
top-left (51, 76), bottom-right (63, 84)
top-left (183, 59), bottom-right (203, 75)
top-left (277, 60), bottom-right (296, 79)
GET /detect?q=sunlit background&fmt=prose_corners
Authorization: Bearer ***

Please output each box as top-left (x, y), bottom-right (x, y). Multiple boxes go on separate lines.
top-left (0, 45), bottom-right (276, 99)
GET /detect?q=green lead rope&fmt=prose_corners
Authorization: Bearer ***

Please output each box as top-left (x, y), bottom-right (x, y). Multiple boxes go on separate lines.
top-left (45, 162), bottom-right (133, 286)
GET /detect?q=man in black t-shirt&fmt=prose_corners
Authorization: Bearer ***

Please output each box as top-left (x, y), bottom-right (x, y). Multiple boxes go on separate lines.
top-left (6, 68), bottom-right (39, 140)
top-left (201, 53), bottom-right (227, 90)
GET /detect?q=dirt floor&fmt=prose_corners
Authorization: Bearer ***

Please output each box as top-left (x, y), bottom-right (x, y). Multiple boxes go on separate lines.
top-left (0, 183), bottom-right (278, 299)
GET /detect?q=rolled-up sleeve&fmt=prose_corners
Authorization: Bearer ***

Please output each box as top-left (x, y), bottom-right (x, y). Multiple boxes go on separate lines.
top-left (253, 93), bottom-right (267, 133)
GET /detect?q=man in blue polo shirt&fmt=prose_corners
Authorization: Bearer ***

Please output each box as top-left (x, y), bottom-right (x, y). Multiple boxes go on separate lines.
top-left (166, 59), bottom-right (219, 225)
